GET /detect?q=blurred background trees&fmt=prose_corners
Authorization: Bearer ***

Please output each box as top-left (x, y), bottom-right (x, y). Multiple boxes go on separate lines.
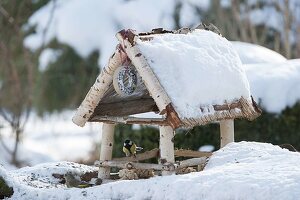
top-left (0, 0), bottom-right (46, 165)
top-left (0, 0), bottom-right (300, 166)
top-left (0, 0), bottom-right (99, 165)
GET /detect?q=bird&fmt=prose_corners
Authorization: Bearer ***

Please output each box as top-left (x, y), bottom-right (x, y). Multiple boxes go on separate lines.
top-left (64, 172), bottom-right (93, 188)
top-left (123, 139), bottom-right (143, 157)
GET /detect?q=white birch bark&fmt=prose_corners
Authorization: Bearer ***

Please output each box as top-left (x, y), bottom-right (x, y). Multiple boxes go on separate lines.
top-left (116, 33), bottom-right (172, 114)
top-left (159, 125), bottom-right (175, 175)
top-left (72, 45), bottom-right (126, 127)
top-left (220, 119), bottom-right (234, 148)
top-left (98, 123), bottom-right (115, 179)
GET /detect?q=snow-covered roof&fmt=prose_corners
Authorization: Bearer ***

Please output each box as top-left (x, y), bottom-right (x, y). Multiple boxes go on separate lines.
top-left (73, 28), bottom-right (261, 128)
top-left (137, 30), bottom-right (251, 119)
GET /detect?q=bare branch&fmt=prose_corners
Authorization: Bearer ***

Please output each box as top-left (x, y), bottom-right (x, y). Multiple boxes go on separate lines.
top-left (41, 0), bottom-right (57, 49)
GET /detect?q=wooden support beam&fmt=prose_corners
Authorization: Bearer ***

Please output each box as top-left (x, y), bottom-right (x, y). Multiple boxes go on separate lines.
top-left (113, 148), bottom-right (160, 162)
top-left (91, 98), bottom-right (158, 117)
top-left (96, 157), bottom-right (208, 171)
top-left (90, 116), bottom-right (167, 126)
top-left (98, 123), bottom-right (115, 179)
top-left (220, 119), bottom-right (234, 148)
top-left (112, 148), bottom-right (211, 162)
top-left (159, 126), bottom-right (175, 175)
top-left (98, 160), bottom-right (164, 171)
top-left (175, 149), bottom-right (212, 158)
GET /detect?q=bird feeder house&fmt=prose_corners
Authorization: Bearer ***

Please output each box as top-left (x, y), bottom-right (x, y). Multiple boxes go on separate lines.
top-left (72, 27), bottom-right (261, 179)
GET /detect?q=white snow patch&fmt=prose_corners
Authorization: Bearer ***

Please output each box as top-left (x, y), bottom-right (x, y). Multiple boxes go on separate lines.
top-left (2, 142), bottom-right (300, 200)
top-left (231, 41), bottom-right (287, 64)
top-left (39, 48), bottom-right (62, 71)
top-left (137, 30), bottom-right (251, 118)
top-left (245, 59), bottom-right (300, 113)
top-left (0, 111), bottom-right (102, 168)
top-left (199, 145), bottom-right (214, 152)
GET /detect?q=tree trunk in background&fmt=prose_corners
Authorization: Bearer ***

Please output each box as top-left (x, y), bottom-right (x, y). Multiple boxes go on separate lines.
top-left (231, 0), bottom-right (249, 42)
top-left (296, 23), bottom-right (300, 58)
top-left (283, 0), bottom-right (291, 59)
top-left (11, 127), bottom-right (21, 166)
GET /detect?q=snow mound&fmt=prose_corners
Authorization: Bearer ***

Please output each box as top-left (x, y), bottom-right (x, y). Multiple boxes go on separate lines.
top-left (245, 59), bottom-right (300, 113)
top-left (2, 142), bottom-right (300, 200)
top-left (137, 30), bottom-right (251, 118)
top-left (231, 41), bottom-right (287, 64)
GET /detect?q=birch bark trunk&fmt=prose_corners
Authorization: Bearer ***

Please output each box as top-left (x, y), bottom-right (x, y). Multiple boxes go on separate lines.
top-left (220, 119), bottom-right (234, 148)
top-left (72, 45), bottom-right (126, 127)
top-left (98, 123), bottom-right (115, 179)
top-left (159, 125), bottom-right (175, 175)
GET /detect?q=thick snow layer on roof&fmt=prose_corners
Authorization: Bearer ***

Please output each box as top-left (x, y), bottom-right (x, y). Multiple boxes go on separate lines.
top-left (137, 30), bottom-right (251, 118)
top-left (2, 142), bottom-right (300, 200)
top-left (231, 41), bottom-right (287, 64)
top-left (245, 59), bottom-right (300, 113)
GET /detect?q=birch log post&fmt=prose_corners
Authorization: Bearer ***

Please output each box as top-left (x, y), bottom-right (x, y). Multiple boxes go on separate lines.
top-left (98, 123), bottom-right (115, 179)
top-left (159, 126), bottom-right (175, 175)
top-left (72, 45), bottom-right (127, 127)
top-left (220, 119), bottom-right (234, 148)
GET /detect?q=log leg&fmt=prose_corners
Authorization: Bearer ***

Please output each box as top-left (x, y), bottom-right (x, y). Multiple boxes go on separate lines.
top-left (159, 125), bottom-right (175, 176)
top-left (98, 123), bottom-right (115, 179)
top-left (220, 119), bottom-right (234, 148)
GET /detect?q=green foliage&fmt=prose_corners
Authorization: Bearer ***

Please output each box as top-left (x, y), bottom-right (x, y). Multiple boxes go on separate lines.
top-left (0, 176), bottom-right (14, 199)
top-left (234, 103), bottom-right (300, 149)
top-left (113, 125), bottom-right (159, 158)
top-left (35, 43), bottom-right (100, 113)
top-left (112, 103), bottom-right (300, 157)
top-left (178, 102), bottom-right (300, 151)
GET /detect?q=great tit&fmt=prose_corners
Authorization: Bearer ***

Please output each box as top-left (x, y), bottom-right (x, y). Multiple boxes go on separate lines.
top-left (123, 139), bottom-right (143, 157)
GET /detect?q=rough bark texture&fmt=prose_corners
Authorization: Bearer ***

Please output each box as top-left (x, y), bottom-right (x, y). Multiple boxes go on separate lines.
top-left (91, 98), bottom-right (158, 117)
top-left (175, 149), bottom-right (212, 158)
top-left (90, 116), bottom-right (167, 126)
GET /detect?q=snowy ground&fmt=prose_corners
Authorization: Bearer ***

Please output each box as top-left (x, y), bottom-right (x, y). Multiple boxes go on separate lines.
top-left (1, 142), bottom-right (300, 200)
top-left (0, 111), bottom-right (101, 169)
